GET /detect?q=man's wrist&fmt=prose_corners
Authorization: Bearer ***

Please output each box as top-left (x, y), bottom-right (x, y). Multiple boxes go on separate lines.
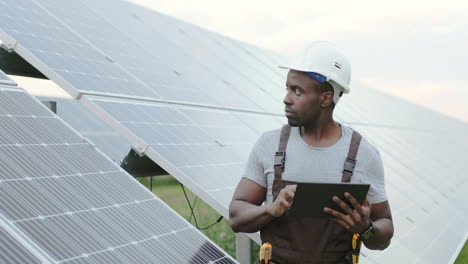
top-left (359, 220), bottom-right (376, 241)
top-left (263, 203), bottom-right (274, 217)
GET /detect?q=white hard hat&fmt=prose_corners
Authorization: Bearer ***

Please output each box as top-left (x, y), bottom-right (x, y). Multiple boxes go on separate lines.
top-left (279, 41), bottom-right (351, 105)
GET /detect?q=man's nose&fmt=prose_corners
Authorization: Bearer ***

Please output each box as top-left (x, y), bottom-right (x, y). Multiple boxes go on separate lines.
top-left (283, 90), bottom-right (293, 106)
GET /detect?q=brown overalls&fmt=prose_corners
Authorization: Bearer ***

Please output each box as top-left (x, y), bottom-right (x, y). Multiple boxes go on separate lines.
top-left (259, 124), bottom-right (363, 264)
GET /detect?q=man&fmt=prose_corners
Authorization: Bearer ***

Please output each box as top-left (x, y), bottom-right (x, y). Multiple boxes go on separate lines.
top-left (229, 41), bottom-right (394, 263)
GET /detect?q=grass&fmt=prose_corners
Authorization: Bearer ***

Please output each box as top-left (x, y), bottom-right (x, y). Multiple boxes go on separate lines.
top-left (138, 175), bottom-right (468, 264)
top-left (455, 240), bottom-right (468, 264)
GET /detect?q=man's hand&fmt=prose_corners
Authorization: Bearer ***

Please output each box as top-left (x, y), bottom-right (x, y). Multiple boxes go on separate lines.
top-left (323, 192), bottom-right (372, 234)
top-left (266, 184), bottom-right (297, 217)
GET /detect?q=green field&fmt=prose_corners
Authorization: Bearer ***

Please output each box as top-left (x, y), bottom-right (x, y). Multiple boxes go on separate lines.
top-left (456, 241), bottom-right (468, 264)
top-left (138, 175), bottom-right (468, 264)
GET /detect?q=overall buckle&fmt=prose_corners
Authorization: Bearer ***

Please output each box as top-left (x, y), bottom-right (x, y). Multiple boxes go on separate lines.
top-left (343, 157), bottom-right (356, 173)
top-left (274, 152), bottom-right (285, 169)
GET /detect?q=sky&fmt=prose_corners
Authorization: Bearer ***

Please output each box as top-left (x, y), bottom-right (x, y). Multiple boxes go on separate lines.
top-left (128, 0), bottom-right (468, 123)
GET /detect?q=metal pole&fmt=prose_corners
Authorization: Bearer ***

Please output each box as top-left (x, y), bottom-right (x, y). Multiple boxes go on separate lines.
top-left (236, 233), bottom-right (251, 264)
top-left (150, 175), bottom-right (153, 192)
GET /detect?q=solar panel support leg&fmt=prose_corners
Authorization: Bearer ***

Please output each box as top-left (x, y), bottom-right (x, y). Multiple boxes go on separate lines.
top-left (236, 233), bottom-right (251, 264)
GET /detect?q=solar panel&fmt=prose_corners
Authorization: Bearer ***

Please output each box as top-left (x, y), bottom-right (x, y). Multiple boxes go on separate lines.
top-left (335, 82), bottom-right (468, 132)
top-left (333, 86), bottom-right (468, 263)
top-left (0, 69), bottom-right (8, 80)
top-left (343, 124), bottom-right (468, 263)
top-left (0, 86), bottom-right (236, 263)
top-left (0, 0), bottom-right (156, 99)
top-left (80, 0), bottom-right (285, 113)
top-left (0, 69), bottom-right (16, 86)
top-left (81, 96), bottom-right (282, 215)
top-left (0, 0), bottom-right (284, 112)
top-left (36, 96), bottom-right (130, 163)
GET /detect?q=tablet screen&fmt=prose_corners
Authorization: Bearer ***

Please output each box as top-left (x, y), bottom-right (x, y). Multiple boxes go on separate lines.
top-left (288, 182), bottom-right (370, 217)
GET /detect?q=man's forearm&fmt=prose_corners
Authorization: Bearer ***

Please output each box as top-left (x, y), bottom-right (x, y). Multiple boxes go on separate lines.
top-left (363, 218), bottom-right (393, 250)
top-left (229, 200), bottom-right (275, 233)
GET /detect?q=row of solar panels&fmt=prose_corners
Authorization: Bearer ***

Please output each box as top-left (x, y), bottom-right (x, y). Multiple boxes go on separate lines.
top-left (0, 73), bottom-right (237, 263)
top-left (1, 0), bottom-right (468, 263)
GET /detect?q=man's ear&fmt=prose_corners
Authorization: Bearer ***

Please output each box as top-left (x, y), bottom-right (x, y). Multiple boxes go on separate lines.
top-left (320, 91), bottom-right (334, 107)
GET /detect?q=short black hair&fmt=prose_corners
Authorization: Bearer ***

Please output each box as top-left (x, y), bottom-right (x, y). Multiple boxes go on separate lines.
top-left (314, 82), bottom-right (336, 110)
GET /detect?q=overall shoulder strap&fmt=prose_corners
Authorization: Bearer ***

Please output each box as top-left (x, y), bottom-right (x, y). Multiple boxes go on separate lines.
top-left (342, 130), bottom-right (362, 182)
top-left (274, 124), bottom-right (291, 181)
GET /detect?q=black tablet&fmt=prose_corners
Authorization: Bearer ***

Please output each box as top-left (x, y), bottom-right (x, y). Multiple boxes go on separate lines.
top-left (288, 182), bottom-right (370, 217)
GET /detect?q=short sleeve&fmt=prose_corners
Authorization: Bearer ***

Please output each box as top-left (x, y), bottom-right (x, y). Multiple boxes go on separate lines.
top-left (365, 149), bottom-right (388, 204)
top-left (241, 133), bottom-right (268, 188)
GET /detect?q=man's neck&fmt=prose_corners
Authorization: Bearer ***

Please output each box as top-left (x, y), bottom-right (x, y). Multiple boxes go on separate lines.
top-left (300, 116), bottom-right (342, 148)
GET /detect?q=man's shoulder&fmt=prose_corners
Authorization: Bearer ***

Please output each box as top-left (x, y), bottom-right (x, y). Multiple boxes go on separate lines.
top-left (257, 126), bottom-right (283, 145)
top-left (246, 127), bottom-right (285, 163)
top-left (253, 125), bottom-right (297, 152)
top-left (344, 124), bottom-right (380, 158)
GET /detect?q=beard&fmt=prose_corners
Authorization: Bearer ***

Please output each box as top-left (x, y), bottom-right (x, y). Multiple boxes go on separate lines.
top-left (285, 98), bottom-right (321, 127)
top-left (286, 114), bottom-right (302, 127)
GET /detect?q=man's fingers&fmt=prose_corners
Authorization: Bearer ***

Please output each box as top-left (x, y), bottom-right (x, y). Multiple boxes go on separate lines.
top-left (275, 185), bottom-right (298, 216)
top-left (280, 198), bottom-right (291, 209)
top-left (333, 196), bottom-right (354, 215)
top-left (344, 192), bottom-right (362, 211)
top-left (285, 184), bottom-right (297, 192)
top-left (324, 207), bottom-right (353, 226)
top-left (280, 185), bottom-right (296, 197)
top-left (342, 192), bottom-right (364, 221)
top-left (363, 198), bottom-right (371, 207)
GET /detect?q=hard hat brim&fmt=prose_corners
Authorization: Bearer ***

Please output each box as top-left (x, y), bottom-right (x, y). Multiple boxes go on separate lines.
top-left (279, 65), bottom-right (351, 95)
top-left (278, 65), bottom-right (310, 72)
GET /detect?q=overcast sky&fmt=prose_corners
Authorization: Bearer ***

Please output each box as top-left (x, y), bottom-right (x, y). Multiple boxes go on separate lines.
top-left (129, 0), bottom-right (468, 123)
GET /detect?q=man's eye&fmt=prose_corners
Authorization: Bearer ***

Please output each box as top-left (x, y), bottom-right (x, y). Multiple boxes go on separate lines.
top-left (286, 87), bottom-right (302, 95)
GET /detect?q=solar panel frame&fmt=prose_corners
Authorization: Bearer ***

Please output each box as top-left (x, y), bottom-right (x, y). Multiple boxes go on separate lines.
top-left (0, 223), bottom-right (46, 263)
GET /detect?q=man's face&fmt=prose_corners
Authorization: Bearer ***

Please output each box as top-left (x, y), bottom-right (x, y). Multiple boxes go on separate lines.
top-left (283, 70), bottom-right (324, 127)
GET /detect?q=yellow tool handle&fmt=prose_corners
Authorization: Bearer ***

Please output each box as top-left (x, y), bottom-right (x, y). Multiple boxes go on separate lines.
top-left (259, 242), bottom-right (272, 264)
top-left (351, 234), bottom-right (362, 264)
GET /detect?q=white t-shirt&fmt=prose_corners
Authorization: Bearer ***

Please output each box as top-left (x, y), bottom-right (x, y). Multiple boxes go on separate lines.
top-left (242, 122), bottom-right (388, 204)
